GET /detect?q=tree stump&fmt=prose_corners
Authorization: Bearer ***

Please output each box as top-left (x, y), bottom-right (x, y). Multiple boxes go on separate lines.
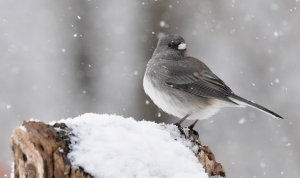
top-left (10, 121), bottom-right (91, 178)
top-left (10, 118), bottom-right (225, 178)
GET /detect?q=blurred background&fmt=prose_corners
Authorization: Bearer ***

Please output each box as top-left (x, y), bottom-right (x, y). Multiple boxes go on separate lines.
top-left (0, 0), bottom-right (299, 177)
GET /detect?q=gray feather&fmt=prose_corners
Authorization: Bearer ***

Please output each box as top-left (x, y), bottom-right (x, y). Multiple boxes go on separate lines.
top-left (163, 57), bottom-right (236, 104)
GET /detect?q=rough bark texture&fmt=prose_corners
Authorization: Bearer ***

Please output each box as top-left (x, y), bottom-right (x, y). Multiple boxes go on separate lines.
top-left (184, 130), bottom-right (226, 178)
top-left (10, 121), bottom-right (225, 178)
top-left (10, 121), bottom-right (91, 178)
top-left (195, 142), bottom-right (226, 177)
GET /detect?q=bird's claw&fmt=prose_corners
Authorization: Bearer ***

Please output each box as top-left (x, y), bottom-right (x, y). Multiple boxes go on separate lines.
top-left (186, 120), bottom-right (199, 141)
top-left (188, 129), bottom-right (199, 142)
top-left (174, 123), bottom-right (187, 138)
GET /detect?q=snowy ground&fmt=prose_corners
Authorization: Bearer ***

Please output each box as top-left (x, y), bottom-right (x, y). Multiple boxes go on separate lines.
top-left (58, 113), bottom-right (208, 178)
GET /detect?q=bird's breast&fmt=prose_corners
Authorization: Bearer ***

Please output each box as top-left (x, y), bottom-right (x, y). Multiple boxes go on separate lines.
top-left (143, 73), bottom-right (189, 118)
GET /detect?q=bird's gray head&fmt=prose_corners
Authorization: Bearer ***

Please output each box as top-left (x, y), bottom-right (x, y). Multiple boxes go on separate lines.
top-left (154, 34), bottom-right (187, 58)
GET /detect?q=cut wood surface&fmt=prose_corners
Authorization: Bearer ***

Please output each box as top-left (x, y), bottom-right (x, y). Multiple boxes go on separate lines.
top-left (10, 116), bottom-right (225, 178)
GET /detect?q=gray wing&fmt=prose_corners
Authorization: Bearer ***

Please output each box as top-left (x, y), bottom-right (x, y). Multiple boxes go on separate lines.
top-left (164, 57), bottom-right (237, 104)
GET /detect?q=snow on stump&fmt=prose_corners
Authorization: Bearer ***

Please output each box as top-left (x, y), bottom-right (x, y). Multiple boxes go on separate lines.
top-left (10, 113), bottom-right (225, 178)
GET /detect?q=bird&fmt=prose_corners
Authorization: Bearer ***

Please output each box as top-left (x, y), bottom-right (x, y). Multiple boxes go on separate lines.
top-left (143, 34), bottom-right (283, 137)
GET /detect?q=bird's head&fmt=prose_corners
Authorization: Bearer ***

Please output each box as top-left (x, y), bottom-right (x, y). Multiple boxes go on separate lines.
top-left (155, 34), bottom-right (187, 58)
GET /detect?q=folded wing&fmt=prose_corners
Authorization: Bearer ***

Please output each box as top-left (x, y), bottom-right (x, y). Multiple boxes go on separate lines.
top-left (164, 57), bottom-right (237, 104)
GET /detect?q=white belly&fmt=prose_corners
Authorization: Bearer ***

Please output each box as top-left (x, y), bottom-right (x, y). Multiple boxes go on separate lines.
top-left (143, 75), bottom-right (223, 120)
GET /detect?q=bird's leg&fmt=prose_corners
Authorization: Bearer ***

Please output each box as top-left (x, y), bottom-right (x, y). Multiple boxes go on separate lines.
top-left (188, 120), bottom-right (199, 141)
top-left (175, 114), bottom-right (189, 126)
top-left (174, 114), bottom-right (189, 137)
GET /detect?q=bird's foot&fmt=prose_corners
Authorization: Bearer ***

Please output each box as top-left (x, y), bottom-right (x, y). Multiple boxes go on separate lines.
top-left (174, 123), bottom-right (186, 138)
top-left (187, 120), bottom-right (199, 142)
top-left (173, 114), bottom-right (190, 138)
top-left (188, 129), bottom-right (199, 142)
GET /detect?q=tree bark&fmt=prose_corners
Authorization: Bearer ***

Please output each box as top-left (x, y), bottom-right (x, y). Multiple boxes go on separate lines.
top-left (10, 121), bottom-right (225, 178)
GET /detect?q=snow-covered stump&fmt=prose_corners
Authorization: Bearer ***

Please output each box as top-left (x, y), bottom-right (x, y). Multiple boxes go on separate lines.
top-left (10, 121), bottom-right (91, 178)
top-left (10, 114), bottom-right (225, 178)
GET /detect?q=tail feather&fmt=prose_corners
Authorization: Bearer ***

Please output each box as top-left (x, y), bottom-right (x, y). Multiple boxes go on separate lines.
top-left (229, 94), bottom-right (284, 119)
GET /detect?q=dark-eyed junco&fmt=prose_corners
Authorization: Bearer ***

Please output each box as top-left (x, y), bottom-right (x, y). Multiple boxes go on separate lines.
top-left (143, 34), bottom-right (283, 135)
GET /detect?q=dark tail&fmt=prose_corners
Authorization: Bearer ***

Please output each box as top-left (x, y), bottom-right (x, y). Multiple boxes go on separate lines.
top-left (229, 94), bottom-right (284, 119)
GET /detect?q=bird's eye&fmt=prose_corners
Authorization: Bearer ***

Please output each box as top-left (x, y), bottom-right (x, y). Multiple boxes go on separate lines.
top-left (168, 43), bottom-right (177, 49)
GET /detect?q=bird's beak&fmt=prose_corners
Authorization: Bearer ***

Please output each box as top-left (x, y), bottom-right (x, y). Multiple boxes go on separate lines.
top-left (177, 43), bottom-right (187, 50)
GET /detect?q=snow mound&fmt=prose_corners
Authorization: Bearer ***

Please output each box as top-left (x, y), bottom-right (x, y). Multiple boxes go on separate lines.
top-left (59, 113), bottom-right (208, 178)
